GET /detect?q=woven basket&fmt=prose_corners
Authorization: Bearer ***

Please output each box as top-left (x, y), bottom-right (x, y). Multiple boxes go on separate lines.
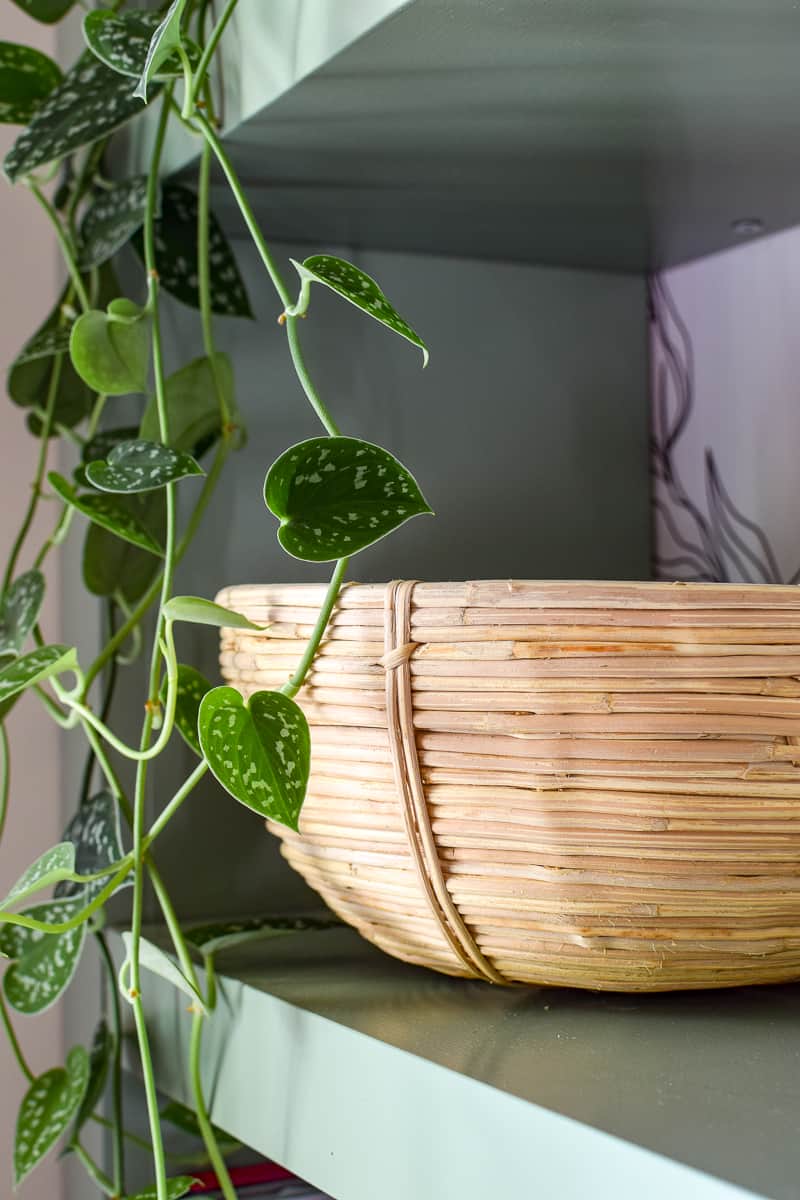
top-left (216, 580), bottom-right (800, 992)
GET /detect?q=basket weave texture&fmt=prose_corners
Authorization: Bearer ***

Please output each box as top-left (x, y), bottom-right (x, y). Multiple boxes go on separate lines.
top-left (216, 580), bottom-right (800, 992)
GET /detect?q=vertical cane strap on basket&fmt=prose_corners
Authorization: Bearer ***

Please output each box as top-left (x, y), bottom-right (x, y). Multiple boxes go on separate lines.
top-left (381, 580), bottom-right (507, 985)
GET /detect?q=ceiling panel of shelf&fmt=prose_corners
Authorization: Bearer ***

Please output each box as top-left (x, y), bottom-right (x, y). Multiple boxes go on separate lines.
top-left (124, 0), bottom-right (800, 271)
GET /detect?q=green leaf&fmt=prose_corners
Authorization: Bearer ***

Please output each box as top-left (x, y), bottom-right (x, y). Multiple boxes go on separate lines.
top-left (69, 299), bottom-right (150, 395)
top-left (82, 491), bottom-right (164, 603)
top-left (8, 287), bottom-right (91, 434)
top-left (77, 176), bottom-right (148, 271)
top-left (198, 686), bottom-right (310, 831)
top-left (8, 0), bottom-right (76, 22)
top-left (159, 1099), bottom-right (240, 1151)
top-left (14, 1046), bottom-right (89, 1188)
top-left (121, 933), bottom-right (207, 1013)
top-left (85, 439), bottom-right (203, 494)
top-left (12, 324), bottom-right (71, 365)
top-left (0, 896), bottom-right (88, 1015)
top-left (184, 913), bottom-right (340, 957)
top-left (0, 644), bottom-right (77, 714)
top-left (162, 596), bottom-right (261, 629)
top-left (84, 8), bottom-right (199, 82)
top-left (0, 41), bottom-right (62, 125)
top-left (0, 569), bottom-right (44, 656)
top-left (164, 664), bottom-right (211, 757)
top-left (264, 436), bottom-right (433, 562)
top-left (83, 425), bottom-right (142, 464)
top-left (292, 254), bottom-right (428, 365)
top-left (4, 50), bottom-right (161, 183)
top-left (134, 184), bottom-right (252, 318)
top-left (140, 353), bottom-right (236, 455)
top-left (133, 0), bottom-right (189, 101)
top-left (49, 472), bottom-right (165, 556)
top-left (126, 1177), bottom-right (199, 1200)
top-left (0, 844), bottom-right (75, 912)
top-left (71, 1020), bottom-right (113, 1138)
top-left (56, 791), bottom-right (130, 905)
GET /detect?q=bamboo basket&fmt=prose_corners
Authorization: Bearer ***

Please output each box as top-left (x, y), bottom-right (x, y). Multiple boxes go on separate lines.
top-left (216, 580), bottom-right (800, 992)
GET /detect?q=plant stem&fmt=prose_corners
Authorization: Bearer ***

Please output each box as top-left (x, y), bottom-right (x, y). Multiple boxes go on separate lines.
top-left (285, 315), bottom-right (341, 436)
top-left (0, 991), bottom-right (33, 1083)
top-left (197, 132), bottom-right (232, 429)
top-left (281, 557), bottom-right (349, 698)
top-left (188, 957), bottom-right (236, 1200)
top-left (28, 183), bottom-right (90, 313)
top-left (144, 760), bottom-right (208, 845)
top-left (189, 0), bottom-right (239, 111)
top-left (95, 930), bottom-right (125, 1197)
top-left (72, 1139), bottom-right (116, 1196)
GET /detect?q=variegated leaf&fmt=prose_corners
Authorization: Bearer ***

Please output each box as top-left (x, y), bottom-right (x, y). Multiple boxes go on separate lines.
top-left (184, 913), bottom-right (340, 957)
top-left (85, 439), bottom-right (203, 493)
top-left (0, 843), bottom-right (75, 911)
top-left (14, 1046), bottom-right (89, 1187)
top-left (56, 791), bottom-right (131, 905)
top-left (0, 569), bottom-right (44, 656)
top-left (0, 896), bottom-right (88, 1015)
top-left (0, 644), bottom-right (77, 716)
top-left (77, 176), bottom-right (148, 270)
top-left (71, 1019), bottom-right (113, 1137)
top-left (0, 41), bottom-right (62, 125)
top-left (49, 472), bottom-right (165, 556)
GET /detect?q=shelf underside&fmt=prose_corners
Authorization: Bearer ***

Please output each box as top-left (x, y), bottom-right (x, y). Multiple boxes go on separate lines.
top-left (124, 0), bottom-right (800, 271)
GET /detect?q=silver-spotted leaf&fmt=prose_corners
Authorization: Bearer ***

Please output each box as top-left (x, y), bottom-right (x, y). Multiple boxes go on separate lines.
top-left (198, 686), bottom-right (310, 830)
top-left (14, 1046), bottom-right (89, 1187)
top-left (292, 255), bottom-right (428, 365)
top-left (264, 436), bottom-right (432, 562)
top-left (71, 1019), bottom-right (113, 1137)
top-left (4, 50), bottom-right (160, 183)
top-left (121, 932), bottom-right (206, 1012)
top-left (163, 664), bottom-right (211, 757)
top-left (0, 896), bottom-right (87, 1015)
top-left (8, 0), bottom-right (76, 23)
top-left (134, 184), bottom-right (252, 317)
top-left (133, 0), bottom-right (188, 100)
top-left (78, 176), bottom-right (148, 270)
top-left (85, 439), bottom-right (203, 493)
top-left (56, 791), bottom-right (130, 905)
top-left (162, 596), bottom-right (261, 629)
top-left (0, 644), bottom-right (77, 717)
top-left (184, 913), bottom-right (340, 957)
top-left (84, 8), bottom-right (198, 82)
top-left (0, 844), bottom-right (75, 912)
top-left (69, 299), bottom-right (150, 395)
top-left (49, 472), bottom-right (165, 556)
top-left (0, 569), bottom-right (44, 656)
top-left (139, 353), bottom-right (235, 454)
top-left (0, 41), bottom-right (62, 125)
top-left (126, 1177), bottom-right (199, 1200)
top-left (83, 425), bottom-right (142, 465)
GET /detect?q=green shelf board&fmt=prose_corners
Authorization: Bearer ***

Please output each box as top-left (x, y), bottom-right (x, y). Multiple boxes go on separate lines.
top-left (115, 927), bottom-right (800, 1200)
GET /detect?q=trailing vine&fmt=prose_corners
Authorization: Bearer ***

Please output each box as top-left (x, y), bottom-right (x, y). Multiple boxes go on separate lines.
top-left (0, 3), bottom-right (431, 1198)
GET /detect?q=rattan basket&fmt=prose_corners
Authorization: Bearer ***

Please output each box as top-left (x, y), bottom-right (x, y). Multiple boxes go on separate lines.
top-left (216, 580), bottom-right (800, 992)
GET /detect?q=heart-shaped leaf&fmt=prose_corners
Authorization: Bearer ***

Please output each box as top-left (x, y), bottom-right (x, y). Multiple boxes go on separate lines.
top-left (126, 1177), bottom-right (199, 1200)
top-left (159, 1100), bottom-right (239, 1151)
top-left (0, 569), bottom-right (44, 657)
top-left (77, 176), bottom-right (148, 271)
top-left (121, 933), bottom-right (207, 1012)
top-left (82, 491), bottom-right (164, 603)
top-left (50, 472), bottom-right (165, 556)
top-left (162, 596), bottom-right (261, 629)
top-left (291, 255), bottom-right (428, 365)
top-left (264, 436), bottom-right (432, 562)
top-left (134, 184), bottom-right (251, 318)
top-left (0, 844), bottom-right (75, 911)
top-left (85, 439), bottom-right (203, 493)
top-left (8, 0), bottom-right (76, 23)
top-left (84, 8), bottom-right (199, 83)
top-left (0, 42), bottom-right (62, 125)
top-left (69, 299), bottom-right (150, 395)
top-left (83, 426), bottom-right (142, 465)
top-left (14, 1046), bottom-right (89, 1188)
top-left (0, 644), bottom-right (77, 715)
top-left (139, 353), bottom-right (236, 455)
top-left (163, 664), bottom-right (211, 757)
top-left (184, 913), bottom-right (340, 957)
top-left (56, 791), bottom-right (130, 905)
top-left (198, 686), bottom-right (310, 830)
top-left (0, 896), bottom-right (88, 1014)
top-left (4, 50), bottom-right (160, 183)
top-left (71, 1019), bottom-right (113, 1139)
top-left (133, 0), bottom-right (189, 100)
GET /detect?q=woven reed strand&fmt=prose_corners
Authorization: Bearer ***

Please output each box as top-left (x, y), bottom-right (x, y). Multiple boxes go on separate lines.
top-left (216, 580), bottom-right (800, 992)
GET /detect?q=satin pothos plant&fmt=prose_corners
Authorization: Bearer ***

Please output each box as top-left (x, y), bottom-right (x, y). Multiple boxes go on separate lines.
top-left (0, 3), bottom-right (431, 1198)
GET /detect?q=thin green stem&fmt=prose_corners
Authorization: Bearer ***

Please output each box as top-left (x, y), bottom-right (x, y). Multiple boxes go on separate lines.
top-left (0, 725), bottom-right (9, 844)
top-left (281, 557), bottom-right (349, 698)
top-left (188, 957), bottom-right (236, 1200)
top-left (188, 0), bottom-right (239, 110)
top-left (198, 136), bottom-right (232, 429)
top-left (0, 991), bottom-right (34, 1083)
top-left (95, 930), bottom-right (125, 1196)
top-left (284, 315), bottom-right (341, 436)
top-left (28, 183), bottom-right (90, 313)
top-left (144, 760), bottom-right (208, 845)
top-left (72, 1139), bottom-right (115, 1197)
top-left (0, 862), bottom-right (134, 934)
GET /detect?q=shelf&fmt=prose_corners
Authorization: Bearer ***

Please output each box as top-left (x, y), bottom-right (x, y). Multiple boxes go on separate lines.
top-left (114, 927), bottom-right (800, 1200)
top-left (120, 0), bottom-right (800, 272)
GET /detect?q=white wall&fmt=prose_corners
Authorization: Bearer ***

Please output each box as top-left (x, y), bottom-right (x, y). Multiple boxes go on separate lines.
top-left (0, 12), bottom-right (64, 1200)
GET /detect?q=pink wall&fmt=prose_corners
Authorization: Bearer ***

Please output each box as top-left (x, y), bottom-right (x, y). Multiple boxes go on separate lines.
top-left (0, 10), bottom-right (65, 1200)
